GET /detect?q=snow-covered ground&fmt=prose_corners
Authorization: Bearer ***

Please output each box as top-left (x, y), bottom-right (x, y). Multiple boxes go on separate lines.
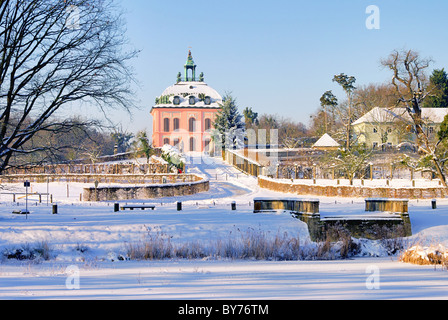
top-left (1, 154), bottom-right (448, 300)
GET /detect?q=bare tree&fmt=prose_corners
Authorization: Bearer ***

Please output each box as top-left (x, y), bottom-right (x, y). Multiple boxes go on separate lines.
top-left (0, 0), bottom-right (138, 173)
top-left (354, 83), bottom-right (400, 112)
top-left (381, 49), bottom-right (447, 187)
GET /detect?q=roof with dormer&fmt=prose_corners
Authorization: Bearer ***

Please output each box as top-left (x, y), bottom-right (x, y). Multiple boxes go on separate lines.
top-left (151, 52), bottom-right (223, 110)
top-left (352, 107), bottom-right (448, 125)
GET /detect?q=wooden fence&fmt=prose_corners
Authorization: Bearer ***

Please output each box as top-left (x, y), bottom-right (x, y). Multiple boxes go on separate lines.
top-left (224, 150), bottom-right (263, 177)
top-left (0, 173), bottom-right (202, 185)
top-left (1, 162), bottom-right (171, 176)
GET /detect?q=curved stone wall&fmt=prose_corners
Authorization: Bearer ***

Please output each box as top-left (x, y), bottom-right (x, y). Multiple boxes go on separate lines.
top-left (258, 176), bottom-right (448, 199)
top-left (83, 176), bottom-right (209, 201)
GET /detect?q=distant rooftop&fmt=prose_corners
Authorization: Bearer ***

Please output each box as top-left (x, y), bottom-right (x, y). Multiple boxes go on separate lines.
top-left (313, 133), bottom-right (340, 148)
top-left (352, 107), bottom-right (448, 125)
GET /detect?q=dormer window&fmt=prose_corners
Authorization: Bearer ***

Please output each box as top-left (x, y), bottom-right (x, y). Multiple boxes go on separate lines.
top-left (189, 96), bottom-right (196, 105)
top-left (204, 96), bottom-right (211, 105)
top-left (173, 96), bottom-right (180, 105)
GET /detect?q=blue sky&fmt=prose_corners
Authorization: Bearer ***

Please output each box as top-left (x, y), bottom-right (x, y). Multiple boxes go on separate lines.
top-left (106, 0), bottom-right (448, 134)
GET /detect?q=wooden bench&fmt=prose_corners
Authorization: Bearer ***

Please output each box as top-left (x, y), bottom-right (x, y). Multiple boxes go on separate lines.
top-left (12, 210), bottom-right (30, 215)
top-left (120, 205), bottom-right (155, 211)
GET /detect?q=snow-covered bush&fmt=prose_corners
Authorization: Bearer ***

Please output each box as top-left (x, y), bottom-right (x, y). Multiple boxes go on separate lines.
top-left (400, 244), bottom-right (448, 267)
top-left (161, 144), bottom-right (186, 171)
top-left (2, 241), bottom-right (53, 261)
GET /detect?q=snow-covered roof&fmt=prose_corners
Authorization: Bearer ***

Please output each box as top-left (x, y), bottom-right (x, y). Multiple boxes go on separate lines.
top-left (313, 133), bottom-right (340, 148)
top-left (352, 107), bottom-right (448, 126)
top-left (153, 81), bottom-right (222, 109)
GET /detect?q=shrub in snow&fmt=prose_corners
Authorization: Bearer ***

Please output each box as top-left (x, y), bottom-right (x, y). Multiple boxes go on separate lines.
top-left (123, 226), bottom-right (369, 262)
top-left (2, 241), bottom-right (53, 261)
top-left (161, 144), bottom-right (186, 171)
top-left (400, 245), bottom-right (448, 267)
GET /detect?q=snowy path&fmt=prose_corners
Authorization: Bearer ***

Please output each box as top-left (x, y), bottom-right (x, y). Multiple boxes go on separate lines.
top-left (186, 153), bottom-right (259, 192)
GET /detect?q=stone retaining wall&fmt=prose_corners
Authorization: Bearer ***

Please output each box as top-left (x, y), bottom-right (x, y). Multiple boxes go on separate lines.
top-left (83, 178), bottom-right (209, 201)
top-left (258, 176), bottom-right (448, 199)
top-left (292, 213), bottom-right (412, 241)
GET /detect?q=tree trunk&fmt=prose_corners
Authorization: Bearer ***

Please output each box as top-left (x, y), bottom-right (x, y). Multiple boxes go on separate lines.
top-left (432, 158), bottom-right (448, 188)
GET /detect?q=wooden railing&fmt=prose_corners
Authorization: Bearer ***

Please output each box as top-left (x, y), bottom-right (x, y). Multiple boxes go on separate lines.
top-left (0, 173), bottom-right (202, 185)
top-left (1, 162), bottom-right (170, 176)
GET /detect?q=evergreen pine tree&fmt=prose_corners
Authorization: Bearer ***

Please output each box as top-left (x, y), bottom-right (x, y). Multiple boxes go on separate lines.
top-left (212, 93), bottom-right (245, 150)
top-left (423, 69), bottom-right (448, 108)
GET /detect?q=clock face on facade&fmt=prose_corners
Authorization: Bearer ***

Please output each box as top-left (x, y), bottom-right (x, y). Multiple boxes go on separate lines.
top-left (204, 96), bottom-right (211, 105)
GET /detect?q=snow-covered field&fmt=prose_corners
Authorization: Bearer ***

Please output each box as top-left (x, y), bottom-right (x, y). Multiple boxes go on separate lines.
top-left (1, 154), bottom-right (448, 300)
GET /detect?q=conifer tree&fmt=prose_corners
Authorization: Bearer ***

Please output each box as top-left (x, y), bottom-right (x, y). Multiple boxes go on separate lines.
top-left (423, 69), bottom-right (448, 108)
top-left (212, 93), bottom-right (245, 150)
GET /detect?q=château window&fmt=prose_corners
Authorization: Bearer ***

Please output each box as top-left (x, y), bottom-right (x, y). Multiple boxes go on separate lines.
top-left (189, 117), bottom-right (196, 132)
top-left (204, 139), bottom-right (210, 152)
top-left (189, 96), bottom-right (196, 105)
top-left (173, 96), bottom-right (180, 105)
top-left (163, 118), bottom-right (170, 132)
top-left (204, 96), bottom-right (211, 105)
top-left (173, 118), bottom-right (180, 131)
top-left (163, 138), bottom-right (170, 145)
top-left (189, 137), bottom-right (195, 152)
top-left (204, 118), bottom-right (211, 131)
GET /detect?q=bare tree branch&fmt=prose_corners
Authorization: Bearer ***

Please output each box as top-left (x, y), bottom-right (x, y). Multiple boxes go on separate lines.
top-left (0, 0), bottom-right (138, 172)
